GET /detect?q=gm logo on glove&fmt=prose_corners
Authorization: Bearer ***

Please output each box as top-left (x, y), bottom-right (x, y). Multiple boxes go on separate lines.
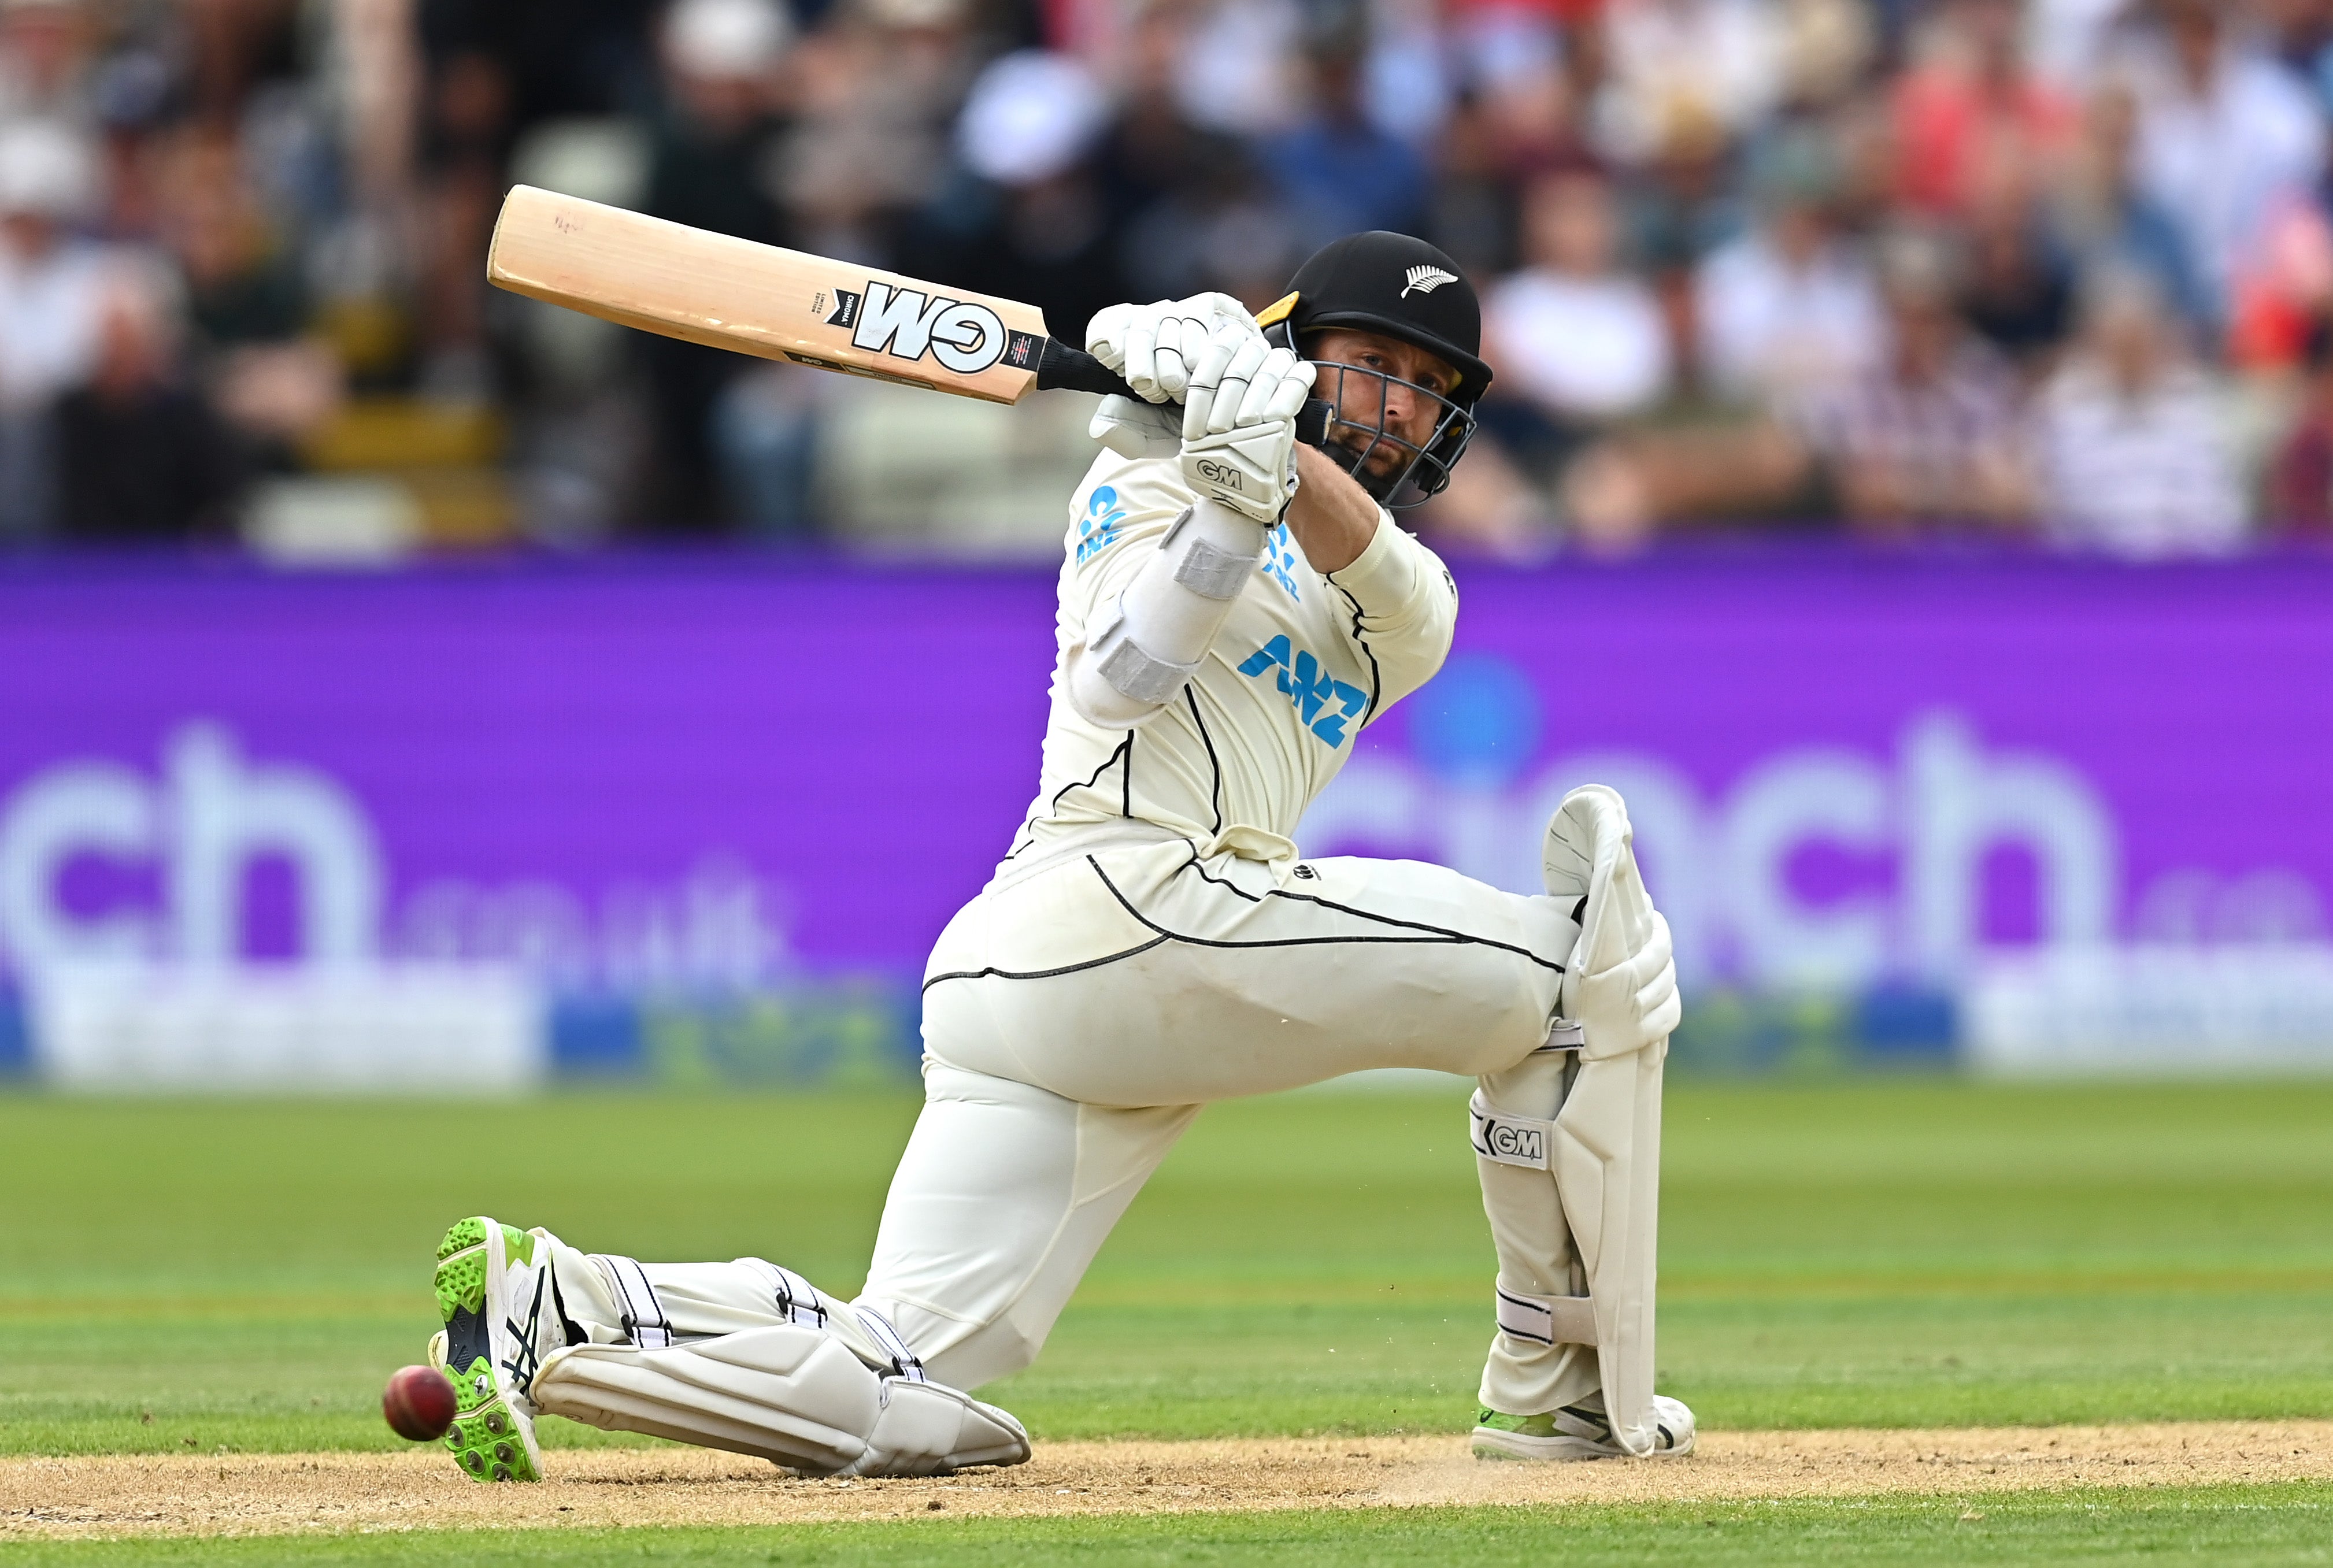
top-left (1194, 459), bottom-right (1243, 491)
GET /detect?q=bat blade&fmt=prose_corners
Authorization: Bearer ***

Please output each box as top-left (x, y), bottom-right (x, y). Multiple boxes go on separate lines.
top-left (487, 185), bottom-right (1052, 405)
top-left (488, 185), bottom-right (1338, 447)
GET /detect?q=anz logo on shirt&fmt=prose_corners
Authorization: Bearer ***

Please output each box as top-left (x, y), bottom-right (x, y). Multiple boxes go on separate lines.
top-left (1239, 636), bottom-right (1368, 747)
top-left (1076, 485), bottom-right (1127, 564)
top-left (1261, 523), bottom-right (1302, 600)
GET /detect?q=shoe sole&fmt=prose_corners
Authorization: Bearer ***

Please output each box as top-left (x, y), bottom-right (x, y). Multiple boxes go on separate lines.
top-left (433, 1218), bottom-right (545, 1483)
top-left (1471, 1424), bottom-right (1697, 1462)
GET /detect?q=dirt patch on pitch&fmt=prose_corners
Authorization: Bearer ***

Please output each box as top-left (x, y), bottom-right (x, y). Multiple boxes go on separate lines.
top-left (4, 1421), bottom-right (2328, 1539)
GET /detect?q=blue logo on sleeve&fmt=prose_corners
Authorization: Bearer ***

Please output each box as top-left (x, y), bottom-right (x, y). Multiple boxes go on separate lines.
top-left (1238, 635), bottom-right (1368, 747)
top-left (1075, 485), bottom-right (1126, 564)
top-left (1261, 524), bottom-right (1302, 600)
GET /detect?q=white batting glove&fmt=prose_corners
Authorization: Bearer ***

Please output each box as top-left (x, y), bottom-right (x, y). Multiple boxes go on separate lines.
top-left (1087, 392), bottom-right (1182, 460)
top-left (1086, 292), bottom-right (1256, 403)
top-left (1179, 324), bottom-right (1316, 524)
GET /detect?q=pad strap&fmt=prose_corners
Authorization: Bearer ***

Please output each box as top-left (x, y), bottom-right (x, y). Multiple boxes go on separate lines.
top-left (1497, 1285), bottom-right (1598, 1348)
top-left (1163, 507), bottom-right (1261, 599)
top-left (850, 1303), bottom-right (929, 1384)
top-left (1089, 598), bottom-right (1201, 705)
top-left (1471, 1089), bottom-right (1555, 1171)
top-left (595, 1254), bottom-right (673, 1350)
top-left (734, 1256), bottom-right (836, 1333)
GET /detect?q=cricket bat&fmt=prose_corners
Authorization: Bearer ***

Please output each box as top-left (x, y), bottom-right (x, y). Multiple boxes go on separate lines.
top-left (487, 185), bottom-right (1331, 443)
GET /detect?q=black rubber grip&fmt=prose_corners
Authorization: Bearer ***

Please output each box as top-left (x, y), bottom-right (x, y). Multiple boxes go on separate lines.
top-left (1035, 338), bottom-right (1334, 448)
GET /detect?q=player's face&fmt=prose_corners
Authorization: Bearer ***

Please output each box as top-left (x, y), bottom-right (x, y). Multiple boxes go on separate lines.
top-left (1307, 329), bottom-right (1464, 480)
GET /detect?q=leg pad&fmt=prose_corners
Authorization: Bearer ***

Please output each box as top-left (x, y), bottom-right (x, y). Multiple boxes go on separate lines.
top-left (529, 1325), bottom-right (1029, 1477)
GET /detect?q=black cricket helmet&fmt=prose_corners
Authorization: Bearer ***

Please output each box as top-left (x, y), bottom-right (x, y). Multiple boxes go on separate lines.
top-left (1258, 231), bottom-right (1493, 509)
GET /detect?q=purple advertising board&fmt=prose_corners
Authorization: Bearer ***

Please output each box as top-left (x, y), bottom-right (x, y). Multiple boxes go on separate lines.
top-left (2, 551), bottom-right (2330, 1078)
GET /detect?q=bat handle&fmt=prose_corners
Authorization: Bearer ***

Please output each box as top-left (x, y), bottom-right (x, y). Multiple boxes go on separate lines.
top-left (1034, 339), bottom-right (1335, 450)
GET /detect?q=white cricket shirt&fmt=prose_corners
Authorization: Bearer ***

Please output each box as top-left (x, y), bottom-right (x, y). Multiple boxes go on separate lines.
top-left (997, 450), bottom-right (1458, 881)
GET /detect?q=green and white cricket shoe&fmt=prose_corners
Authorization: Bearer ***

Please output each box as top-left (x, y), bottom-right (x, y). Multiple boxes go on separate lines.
top-left (1472, 1395), bottom-right (1696, 1461)
top-left (432, 1217), bottom-right (561, 1483)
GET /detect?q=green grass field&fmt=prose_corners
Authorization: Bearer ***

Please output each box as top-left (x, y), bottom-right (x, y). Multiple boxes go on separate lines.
top-left (8, 1487), bottom-right (2333, 1566)
top-left (5, 1079), bottom-right (2330, 1560)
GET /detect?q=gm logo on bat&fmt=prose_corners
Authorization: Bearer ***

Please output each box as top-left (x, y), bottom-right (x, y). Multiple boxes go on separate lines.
top-left (823, 281), bottom-right (1016, 376)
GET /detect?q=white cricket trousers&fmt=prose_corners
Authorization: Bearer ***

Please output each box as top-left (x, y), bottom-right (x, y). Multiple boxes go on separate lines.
top-left (545, 836), bottom-right (1597, 1417)
top-left (860, 835), bottom-right (1595, 1413)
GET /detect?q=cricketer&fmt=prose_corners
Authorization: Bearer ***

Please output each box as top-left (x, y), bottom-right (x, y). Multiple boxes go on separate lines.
top-left (425, 230), bottom-right (1692, 1482)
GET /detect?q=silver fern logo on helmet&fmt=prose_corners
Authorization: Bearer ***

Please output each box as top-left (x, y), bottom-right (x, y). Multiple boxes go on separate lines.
top-left (1400, 265), bottom-right (1458, 298)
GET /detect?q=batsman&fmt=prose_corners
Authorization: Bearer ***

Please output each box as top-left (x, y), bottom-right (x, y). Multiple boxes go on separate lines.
top-left (429, 231), bottom-right (1693, 1481)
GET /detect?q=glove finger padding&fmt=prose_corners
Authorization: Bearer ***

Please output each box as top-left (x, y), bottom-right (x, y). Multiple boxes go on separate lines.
top-left (1149, 314), bottom-right (1210, 401)
top-left (1086, 302), bottom-right (1136, 374)
top-left (1197, 332), bottom-right (1273, 437)
top-left (1087, 294), bottom-right (1255, 405)
top-left (1181, 326), bottom-right (1236, 438)
top-left (1119, 308), bottom-right (1165, 401)
top-left (1241, 350), bottom-right (1316, 425)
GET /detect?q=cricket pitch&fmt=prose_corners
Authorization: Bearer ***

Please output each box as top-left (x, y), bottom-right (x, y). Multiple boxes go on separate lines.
top-left (7, 1421), bottom-right (2328, 1540)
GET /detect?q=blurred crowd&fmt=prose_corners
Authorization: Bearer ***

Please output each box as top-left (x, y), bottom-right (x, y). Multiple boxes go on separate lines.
top-left (10, 0), bottom-right (2333, 558)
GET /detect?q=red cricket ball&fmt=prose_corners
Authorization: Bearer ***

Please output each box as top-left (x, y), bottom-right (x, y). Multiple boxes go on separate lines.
top-left (382, 1364), bottom-right (459, 1441)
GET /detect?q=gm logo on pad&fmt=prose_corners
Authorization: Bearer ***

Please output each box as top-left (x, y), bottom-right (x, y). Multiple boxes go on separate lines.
top-left (1472, 1112), bottom-right (1546, 1168)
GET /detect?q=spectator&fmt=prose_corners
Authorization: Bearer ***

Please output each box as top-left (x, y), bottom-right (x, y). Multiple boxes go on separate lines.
top-left (2034, 266), bottom-right (2245, 557)
top-left (2264, 317), bottom-right (2333, 538)
top-left (777, 0), bottom-right (971, 265)
top-left (1597, 0), bottom-right (1787, 165)
top-left (1171, 0), bottom-right (1304, 139)
top-left (0, 0), bottom-right (94, 125)
top-left (909, 50), bottom-right (1121, 347)
top-left (1620, 101), bottom-right (1747, 281)
top-left (1959, 175), bottom-right (2077, 372)
top-left (1694, 129), bottom-right (1884, 404)
top-left (2225, 187), bottom-right (2333, 372)
top-left (1471, 5), bottom-right (1591, 176)
top-left (1893, 0), bottom-right (2080, 217)
top-left (2025, 0), bottom-right (2135, 93)
top-left (1114, 135), bottom-right (1302, 310)
top-left (158, 131), bottom-right (307, 350)
top-left (1776, 0), bottom-right (1880, 117)
top-left (1254, 6), bottom-right (1428, 249)
top-left (53, 260), bottom-right (245, 541)
top-left (1794, 231), bottom-right (2031, 536)
top-left (1101, 8), bottom-right (1306, 306)
top-left (154, 129), bottom-right (341, 458)
top-left (645, 0), bottom-right (793, 249)
top-left (0, 117), bottom-right (105, 539)
top-left (414, 42), bottom-right (517, 398)
top-left (2124, 0), bottom-right (2327, 327)
top-left (1425, 87), bottom-right (1521, 278)
top-left (638, 0), bottom-right (796, 531)
top-left (2050, 80), bottom-right (2214, 334)
top-left (1091, 3), bottom-right (1247, 248)
top-left (2260, 0), bottom-right (2333, 107)
top-left (1483, 161), bottom-right (1673, 479)
top-left (15, 0), bottom-right (2333, 559)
